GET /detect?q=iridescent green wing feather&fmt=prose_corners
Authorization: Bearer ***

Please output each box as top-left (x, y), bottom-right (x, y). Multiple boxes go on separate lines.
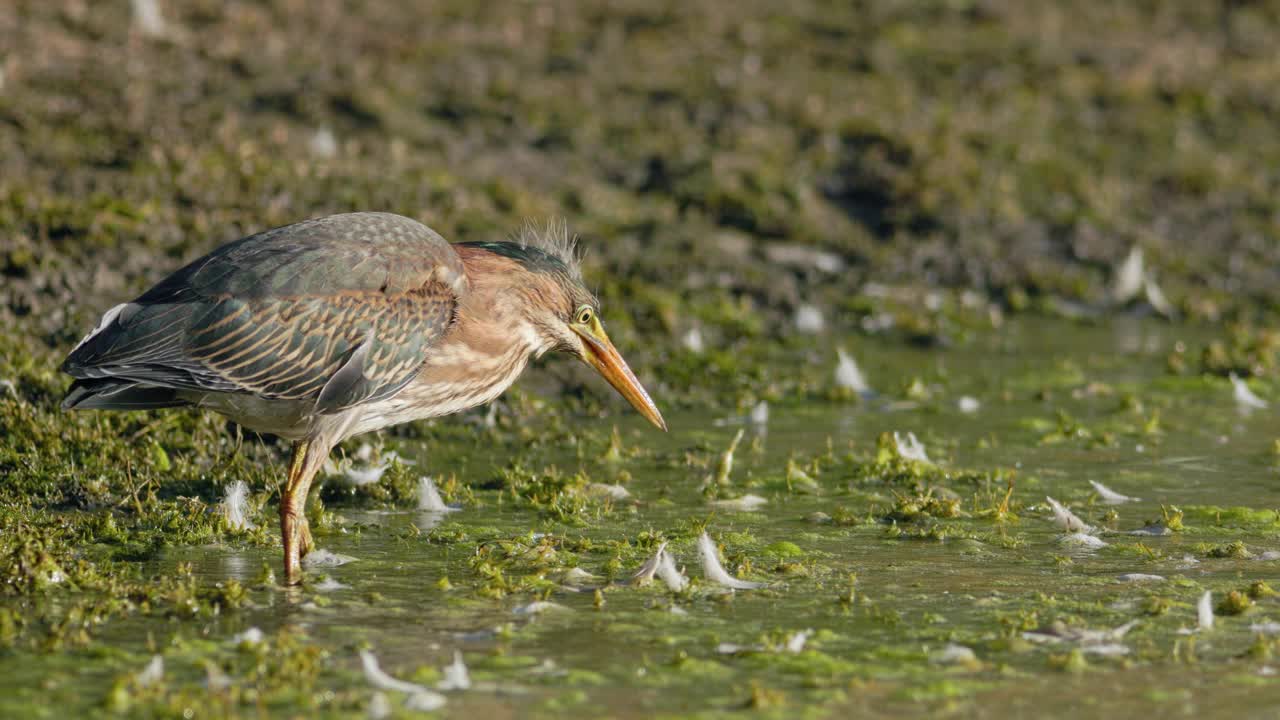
top-left (63, 213), bottom-right (464, 413)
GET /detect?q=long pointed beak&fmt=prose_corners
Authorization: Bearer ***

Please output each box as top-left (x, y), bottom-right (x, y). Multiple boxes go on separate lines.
top-left (573, 322), bottom-right (667, 431)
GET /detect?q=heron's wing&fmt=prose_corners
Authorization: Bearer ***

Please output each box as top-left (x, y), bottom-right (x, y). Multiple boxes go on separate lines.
top-left (63, 213), bottom-right (465, 413)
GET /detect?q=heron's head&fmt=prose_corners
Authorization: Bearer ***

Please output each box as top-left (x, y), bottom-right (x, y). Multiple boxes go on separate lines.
top-left (457, 226), bottom-right (666, 431)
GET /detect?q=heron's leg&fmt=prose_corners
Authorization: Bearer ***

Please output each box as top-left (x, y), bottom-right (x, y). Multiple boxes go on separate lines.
top-left (281, 439), bottom-right (320, 585)
top-left (298, 512), bottom-right (315, 557)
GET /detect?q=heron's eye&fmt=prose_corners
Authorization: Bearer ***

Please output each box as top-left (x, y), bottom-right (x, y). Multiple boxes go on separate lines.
top-left (575, 306), bottom-right (594, 325)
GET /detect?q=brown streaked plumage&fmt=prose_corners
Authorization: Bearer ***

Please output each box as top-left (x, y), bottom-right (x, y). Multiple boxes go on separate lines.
top-left (61, 212), bottom-right (665, 584)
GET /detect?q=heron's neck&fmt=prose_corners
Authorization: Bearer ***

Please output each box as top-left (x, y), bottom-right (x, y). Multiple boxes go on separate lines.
top-left (398, 252), bottom-right (554, 417)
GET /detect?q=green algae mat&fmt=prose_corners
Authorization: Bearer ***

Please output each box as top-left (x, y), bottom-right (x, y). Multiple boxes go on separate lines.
top-left (5, 316), bottom-right (1280, 718)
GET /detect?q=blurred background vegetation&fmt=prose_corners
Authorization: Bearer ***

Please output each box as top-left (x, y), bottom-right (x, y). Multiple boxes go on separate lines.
top-left (4, 0), bottom-right (1280, 381)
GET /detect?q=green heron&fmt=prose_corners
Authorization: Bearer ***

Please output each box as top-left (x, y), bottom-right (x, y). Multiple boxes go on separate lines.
top-left (61, 212), bottom-right (665, 583)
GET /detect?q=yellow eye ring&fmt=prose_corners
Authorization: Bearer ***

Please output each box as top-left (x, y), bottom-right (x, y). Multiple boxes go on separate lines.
top-left (576, 307), bottom-right (594, 325)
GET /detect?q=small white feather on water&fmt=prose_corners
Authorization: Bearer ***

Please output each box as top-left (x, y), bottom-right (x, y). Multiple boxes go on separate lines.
top-left (1145, 277), bottom-right (1175, 318)
top-left (1117, 573), bottom-right (1165, 583)
top-left (957, 396), bottom-right (980, 414)
top-left (710, 494), bottom-right (768, 512)
top-left (560, 567), bottom-right (597, 585)
top-left (232, 627), bottom-right (265, 646)
top-left (1023, 620), bottom-right (1137, 646)
top-left (131, 0), bottom-right (169, 38)
top-left (1231, 374), bottom-right (1268, 409)
top-left (1045, 496), bottom-right (1092, 533)
top-left (785, 630), bottom-right (812, 654)
top-left (367, 692), bottom-right (391, 719)
top-left (1082, 644), bottom-right (1130, 657)
top-left (630, 544), bottom-right (665, 585)
top-left (1111, 247), bottom-right (1145, 304)
top-left (314, 576), bottom-right (350, 592)
top-left (681, 327), bottom-right (705, 353)
top-left (655, 549), bottom-right (689, 592)
top-left (137, 655), bottom-right (164, 687)
top-left (417, 477), bottom-right (459, 512)
top-left (404, 692), bottom-right (447, 711)
top-left (716, 642), bottom-right (762, 655)
top-left (303, 549), bottom-right (358, 568)
top-left (341, 461), bottom-right (391, 486)
top-left (437, 651), bottom-right (470, 691)
top-left (221, 480), bottom-right (255, 530)
top-left (1198, 591), bottom-right (1214, 630)
top-left (585, 483), bottom-right (631, 501)
top-left (835, 347), bottom-right (870, 394)
top-left (359, 650), bottom-right (447, 711)
top-left (749, 401), bottom-right (769, 426)
top-left (1060, 532), bottom-right (1108, 549)
top-left (794, 304), bottom-right (825, 333)
top-left (631, 543), bottom-right (688, 591)
top-left (930, 644), bottom-right (977, 665)
top-left (513, 601), bottom-right (571, 615)
top-left (1089, 480), bottom-right (1139, 504)
top-left (698, 532), bottom-right (766, 590)
top-left (893, 432), bottom-right (931, 464)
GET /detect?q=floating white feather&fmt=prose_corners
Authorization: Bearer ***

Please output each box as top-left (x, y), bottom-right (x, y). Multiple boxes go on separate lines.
top-left (1111, 247), bottom-right (1144, 303)
top-left (585, 483), bottom-right (631, 500)
top-left (417, 477), bottom-right (459, 512)
top-left (1045, 496), bottom-right (1092, 533)
top-left (438, 651), bottom-right (470, 691)
top-left (655, 548), bottom-right (689, 592)
top-left (1089, 480), bottom-right (1139, 504)
top-left (221, 480), bottom-right (255, 530)
top-left (342, 461), bottom-right (391, 486)
top-left (1198, 591), bottom-right (1214, 630)
top-left (929, 644), bottom-right (977, 665)
top-left (835, 347), bottom-right (870, 393)
top-left (367, 692), bottom-right (391, 720)
top-left (1231, 374), bottom-right (1268, 409)
top-left (303, 549), bottom-right (358, 568)
top-left (232, 627), bottom-right (264, 646)
top-left (358, 648), bottom-right (442, 696)
top-left (794, 304), bottom-right (825, 334)
top-left (681, 327), bottom-right (705, 353)
top-left (513, 601), bottom-right (571, 615)
top-left (710, 494), bottom-right (768, 512)
top-left (893, 432), bottom-right (931, 465)
top-left (697, 532), bottom-right (766, 590)
top-left (630, 544), bottom-right (665, 585)
top-left (1059, 532), bottom-right (1107, 549)
top-left (136, 655), bottom-right (164, 687)
top-left (785, 630), bottom-right (811, 654)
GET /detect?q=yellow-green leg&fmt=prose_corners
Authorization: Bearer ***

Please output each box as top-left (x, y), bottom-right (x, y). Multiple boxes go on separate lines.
top-left (281, 439), bottom-right (318, 585)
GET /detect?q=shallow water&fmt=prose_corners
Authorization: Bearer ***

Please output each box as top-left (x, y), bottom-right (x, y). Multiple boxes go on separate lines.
top-left (6, 317), bottom-right (1280, 718)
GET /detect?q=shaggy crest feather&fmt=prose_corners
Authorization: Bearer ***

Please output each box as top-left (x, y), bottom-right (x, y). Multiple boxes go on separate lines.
top-left (512, 219), bottom-right (583, 280)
